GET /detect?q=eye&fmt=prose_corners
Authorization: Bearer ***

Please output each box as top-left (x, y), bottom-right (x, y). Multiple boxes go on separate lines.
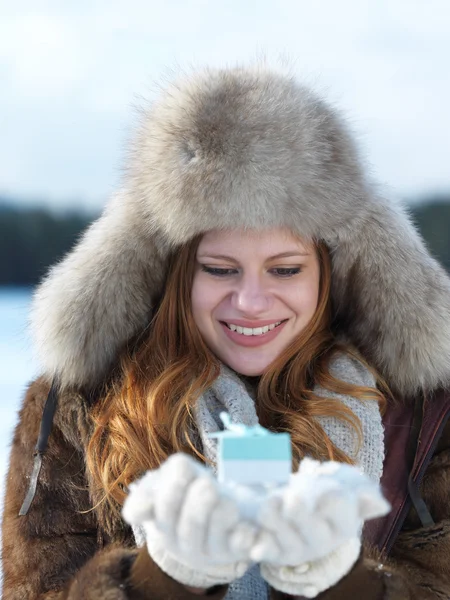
top-left (271, 267), bottom-right (302, 277)
top-left (201, 265), bottom-right (237, 277)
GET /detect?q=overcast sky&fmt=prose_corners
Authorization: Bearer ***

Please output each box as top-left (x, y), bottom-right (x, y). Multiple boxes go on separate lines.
top-left (1, 0), bottom-right (449, 211)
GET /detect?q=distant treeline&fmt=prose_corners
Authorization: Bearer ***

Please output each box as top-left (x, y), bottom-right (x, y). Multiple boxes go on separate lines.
top-left (1, 203), bottom-right (95, 286)
top-left (1, 196), bottom-right (450, 286)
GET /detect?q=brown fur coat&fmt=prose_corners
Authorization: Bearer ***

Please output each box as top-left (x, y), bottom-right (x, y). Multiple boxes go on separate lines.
top-left (2, 377), bottom-right (450, 600)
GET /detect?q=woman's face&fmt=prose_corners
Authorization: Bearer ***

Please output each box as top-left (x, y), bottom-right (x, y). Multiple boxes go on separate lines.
top-left (191, 228), bottom-right (321, 376)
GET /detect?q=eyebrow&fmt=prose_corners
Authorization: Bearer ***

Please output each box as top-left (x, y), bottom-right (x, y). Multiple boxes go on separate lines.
top-left (197, 251), bottom-right (310, 261)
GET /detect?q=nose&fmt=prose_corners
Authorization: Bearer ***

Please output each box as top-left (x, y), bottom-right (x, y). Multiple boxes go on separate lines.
top-left (230, 274), bottom-right (273, 315)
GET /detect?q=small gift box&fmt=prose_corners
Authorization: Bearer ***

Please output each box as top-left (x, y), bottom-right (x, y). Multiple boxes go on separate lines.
top-left (209, 412), bottom-right (292, 486)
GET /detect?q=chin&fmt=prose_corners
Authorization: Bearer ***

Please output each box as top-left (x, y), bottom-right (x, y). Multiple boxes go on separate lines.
top-left (225, 360), bottom-right (268, 377)
top-left (233, 368), bottom-right (263, 377)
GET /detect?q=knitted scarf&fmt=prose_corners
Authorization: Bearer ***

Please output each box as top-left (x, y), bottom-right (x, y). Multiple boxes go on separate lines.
top-left (134, 352), bottom-right (385, 599)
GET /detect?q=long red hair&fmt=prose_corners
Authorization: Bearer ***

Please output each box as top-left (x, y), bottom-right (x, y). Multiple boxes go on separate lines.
top-left (87, 236), bottom-right (385, 514)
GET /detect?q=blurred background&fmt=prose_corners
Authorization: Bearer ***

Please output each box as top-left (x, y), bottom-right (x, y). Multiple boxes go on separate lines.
top-left (1, 0), bottom-right (449, 572)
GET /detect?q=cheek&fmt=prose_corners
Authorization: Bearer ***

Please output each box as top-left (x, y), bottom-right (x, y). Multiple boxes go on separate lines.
top-left (306, 263), bottom-right (321, 311)
top-left (191, 278), bottom-right (204, 324)
top-left (291, 277), bottom-right (320, 318)
top-left (191, 276), bottom-right (221, 323)
top-left (308, 281), bottom-right (320, 312)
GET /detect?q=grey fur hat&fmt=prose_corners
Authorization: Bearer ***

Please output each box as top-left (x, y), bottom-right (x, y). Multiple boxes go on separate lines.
top-left (31, 65), bottom-right (450, 396)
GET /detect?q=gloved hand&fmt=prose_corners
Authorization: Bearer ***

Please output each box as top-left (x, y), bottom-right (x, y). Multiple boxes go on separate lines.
top-left (122, 453), bottom-right (259, 589)
top-left (251, 457), bottom-right (390, 566)
top-left (253, 458), bottom-right (390, 598)
top-left (260, 537), bottom-right (362, 598)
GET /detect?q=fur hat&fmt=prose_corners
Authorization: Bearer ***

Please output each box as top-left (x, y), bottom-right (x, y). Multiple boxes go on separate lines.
top-left (31, 65), bottom-right (450, 396)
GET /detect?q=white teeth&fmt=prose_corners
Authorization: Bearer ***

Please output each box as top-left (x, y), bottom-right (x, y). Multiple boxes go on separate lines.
top-left (225, 321), bottom-right (283, 336)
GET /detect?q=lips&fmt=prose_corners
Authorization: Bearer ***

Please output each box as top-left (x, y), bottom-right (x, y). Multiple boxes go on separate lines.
top-left (220, 318), bottom-right (287, 328)
top-left (223, 320), bottom-right (283, 336)
top-left (219, 319), bottom-right (288, 347)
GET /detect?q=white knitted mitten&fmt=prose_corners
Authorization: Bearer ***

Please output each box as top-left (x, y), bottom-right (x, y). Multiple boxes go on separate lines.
top-left (251, 458), bottom-right (389, 566)
top-left (260, 537), bottom-right (361, 598)
top-left (254, 458), bottom-right (389, 597)
top-left (122, 453), bottom-right (258, 588)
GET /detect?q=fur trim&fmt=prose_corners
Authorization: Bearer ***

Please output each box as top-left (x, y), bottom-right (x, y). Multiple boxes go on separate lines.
top-left (31, 65), bottom-right (450, 394)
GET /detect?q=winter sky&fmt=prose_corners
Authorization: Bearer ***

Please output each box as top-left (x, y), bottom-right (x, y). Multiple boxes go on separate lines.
top-left (1, 0), bottom-right (449, 212)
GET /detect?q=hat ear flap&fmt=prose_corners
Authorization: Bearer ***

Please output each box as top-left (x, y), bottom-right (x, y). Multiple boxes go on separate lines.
top-left (30, 192), bottom-right (169, 390)
top-left (331, 198), bottom-right (450, 395)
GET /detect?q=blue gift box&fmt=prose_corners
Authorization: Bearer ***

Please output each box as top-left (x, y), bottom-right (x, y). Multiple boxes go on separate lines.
top-left (209, 412), bottom-right (292, 486)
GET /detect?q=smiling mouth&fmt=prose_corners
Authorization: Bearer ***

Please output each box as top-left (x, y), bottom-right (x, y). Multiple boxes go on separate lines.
top-left (220, 320), bottom-right (287, 336)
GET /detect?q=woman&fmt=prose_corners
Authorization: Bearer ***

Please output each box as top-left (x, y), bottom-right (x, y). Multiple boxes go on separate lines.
top-left (2, 65), bottom-right (450, 599)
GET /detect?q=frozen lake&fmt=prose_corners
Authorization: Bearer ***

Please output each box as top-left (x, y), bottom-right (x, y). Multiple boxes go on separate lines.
top-left (0, 287), bottom-right (38, 583)
top-left (0, 288), bottom-right (37, 490)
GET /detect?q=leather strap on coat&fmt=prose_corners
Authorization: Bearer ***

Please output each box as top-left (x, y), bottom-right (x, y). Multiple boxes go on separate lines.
top-left (19, 379), bottom-right (58, 516)
top-left (364, 389), bottom-right (450, 553)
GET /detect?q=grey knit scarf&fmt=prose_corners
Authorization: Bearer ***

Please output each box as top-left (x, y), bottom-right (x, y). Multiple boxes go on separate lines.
top-left (134, 352), bottom-right (385, 599)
